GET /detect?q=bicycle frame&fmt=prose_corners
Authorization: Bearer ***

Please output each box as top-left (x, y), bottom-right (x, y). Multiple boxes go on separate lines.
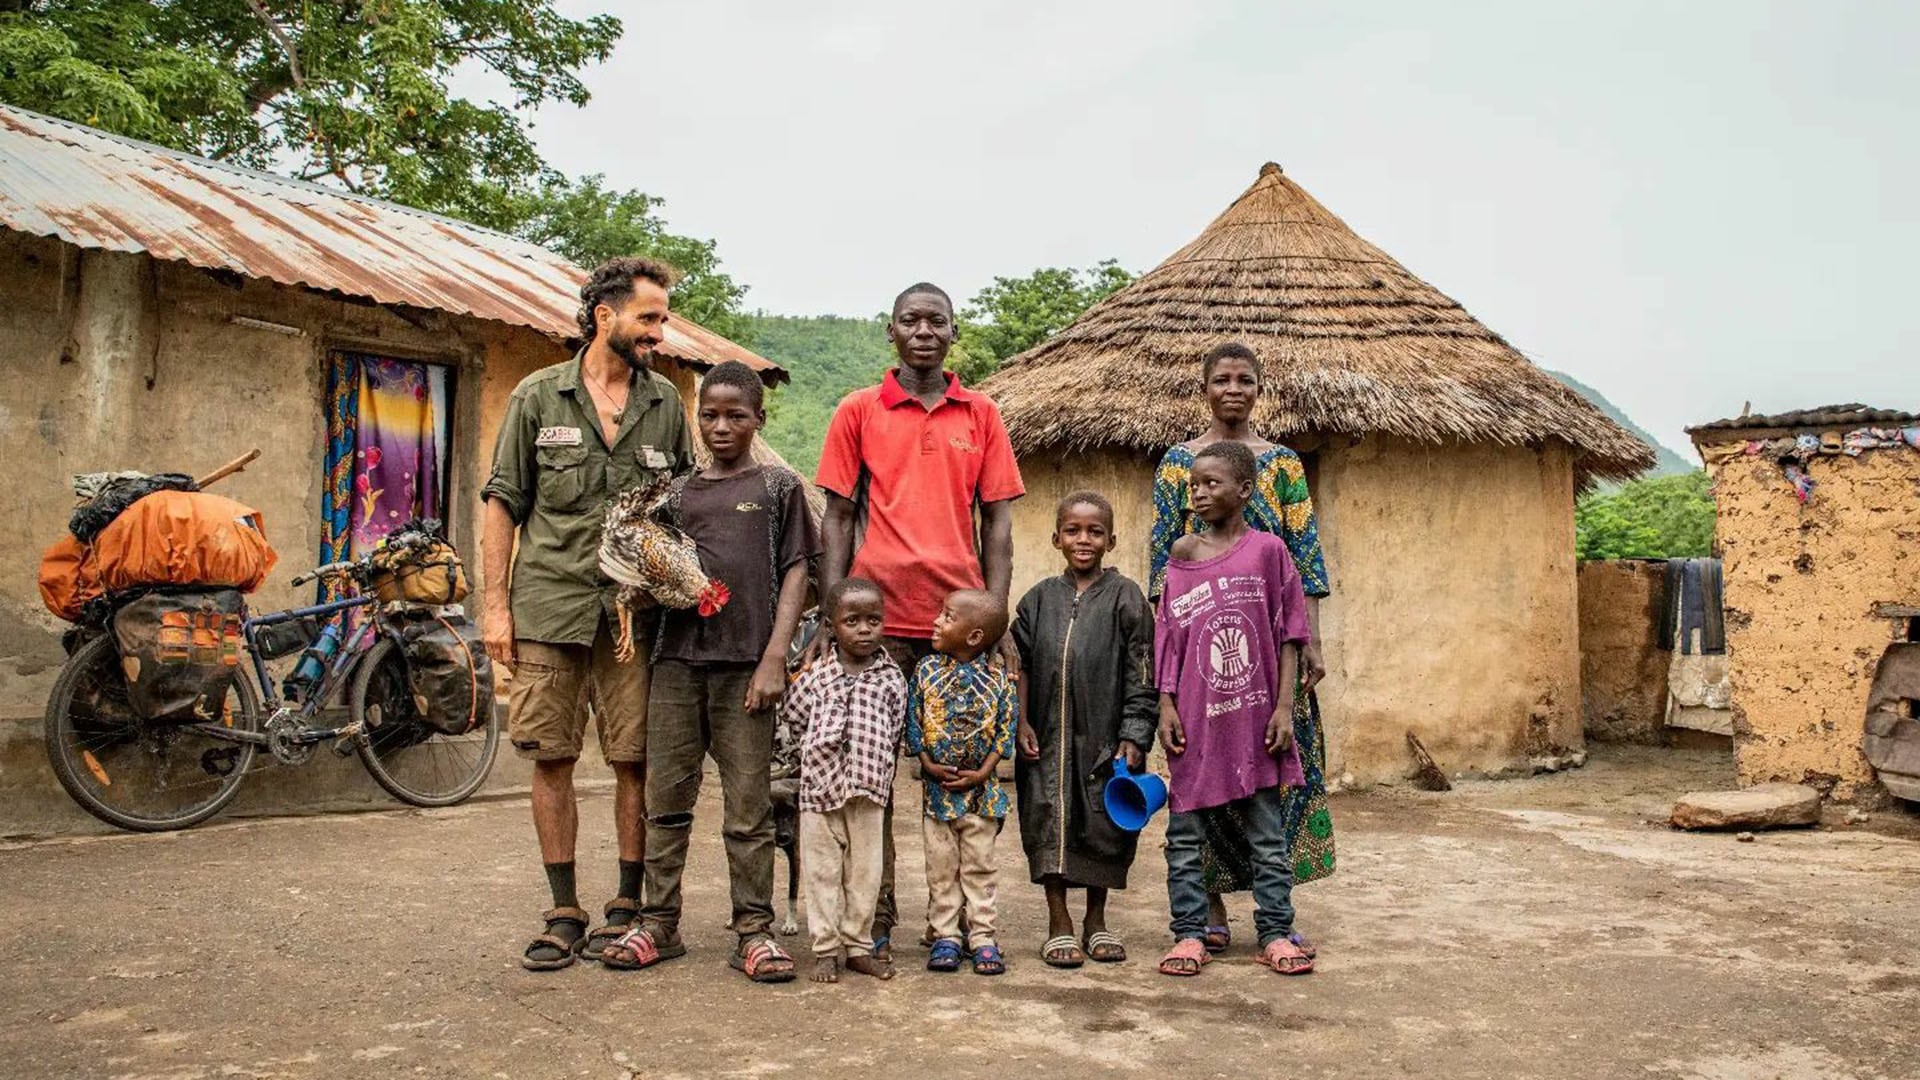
top-left (186, 594), bottom-right (390, 750)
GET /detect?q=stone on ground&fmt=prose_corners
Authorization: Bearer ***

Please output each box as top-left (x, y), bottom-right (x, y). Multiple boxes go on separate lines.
top-left (1670, 783), bottom-right (1821, 830)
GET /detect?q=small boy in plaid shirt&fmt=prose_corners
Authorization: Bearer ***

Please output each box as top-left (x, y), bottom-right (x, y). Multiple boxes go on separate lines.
top-left (784, 578), bottom-right (908, 983)
top-left (907, 588), bottom-right (1018, 976)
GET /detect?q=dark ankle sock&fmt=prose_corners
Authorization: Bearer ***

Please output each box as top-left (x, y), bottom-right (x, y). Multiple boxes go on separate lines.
top-left (544, 861), bottom-right (578, 910)
top-left (617, 859), bottom-right (643, 902)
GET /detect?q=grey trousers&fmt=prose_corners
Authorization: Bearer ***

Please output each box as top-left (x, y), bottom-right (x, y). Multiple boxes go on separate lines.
top-left (640, 660), bottom-right (775, 941)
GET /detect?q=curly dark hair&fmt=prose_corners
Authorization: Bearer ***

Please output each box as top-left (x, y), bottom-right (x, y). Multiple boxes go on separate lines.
top-left (577, 256), bottom-right (682, 341)
top-left (1201, 340), bottom-right (1263, 382)
top-left (699, 360), bottom-right (766, 410)
top-left (1195, 439), bottom-right (1257, 485)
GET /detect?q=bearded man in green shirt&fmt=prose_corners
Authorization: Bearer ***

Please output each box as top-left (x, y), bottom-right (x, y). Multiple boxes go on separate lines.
top-left (482, 257), bottom-right (694, 971)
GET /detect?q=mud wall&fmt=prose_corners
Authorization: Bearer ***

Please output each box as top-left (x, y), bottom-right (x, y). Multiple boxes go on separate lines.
top-left (1009, 444), bottom-right (1162, 599)
top-left (1700, 443), bottom-right (1920, 799)
top-left (1011, 435), bottom-right (1584, 785)
top-left (1578, 560), bottom-right (1671, 743)
top-left (1313, 437), bottom-right (1583, 784)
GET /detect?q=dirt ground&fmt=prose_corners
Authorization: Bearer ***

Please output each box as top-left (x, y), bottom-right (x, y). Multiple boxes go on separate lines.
top-left (2, 746), bottom-right (1916, 1080)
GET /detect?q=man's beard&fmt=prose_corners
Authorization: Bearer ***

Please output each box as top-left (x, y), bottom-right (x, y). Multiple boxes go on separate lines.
top-left (607, 329), bottom-right (652, 371)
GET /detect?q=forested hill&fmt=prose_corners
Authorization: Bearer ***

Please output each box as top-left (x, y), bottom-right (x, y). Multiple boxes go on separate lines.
top-left (1546, 370), bottom-right (1696, 477)
top-left (749, 313), bottom-right (1693, 480)
top-left (752, 314), bottom-right (895, 473)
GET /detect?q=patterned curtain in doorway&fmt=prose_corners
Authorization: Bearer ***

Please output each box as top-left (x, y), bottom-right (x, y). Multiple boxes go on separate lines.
top-left (321, 351), bottom-right (453, 597)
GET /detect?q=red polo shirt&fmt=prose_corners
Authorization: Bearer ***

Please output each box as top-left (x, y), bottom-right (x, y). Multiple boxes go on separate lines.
top-left (815, 369), bottom-right (1025, 637)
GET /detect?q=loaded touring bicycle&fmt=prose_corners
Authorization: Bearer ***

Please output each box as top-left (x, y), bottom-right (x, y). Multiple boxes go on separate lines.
top-left (44, 506), bottom-right (500, 832)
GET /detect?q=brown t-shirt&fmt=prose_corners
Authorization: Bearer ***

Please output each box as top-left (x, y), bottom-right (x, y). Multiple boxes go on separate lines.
top-left (656, 466), bottom-right (819, 665)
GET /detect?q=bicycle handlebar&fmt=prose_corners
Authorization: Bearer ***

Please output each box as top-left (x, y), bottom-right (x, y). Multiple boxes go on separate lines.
top-left (289, 528), bottom-right (443, 587)
top-left (291, 561), bottom-right (355, 587)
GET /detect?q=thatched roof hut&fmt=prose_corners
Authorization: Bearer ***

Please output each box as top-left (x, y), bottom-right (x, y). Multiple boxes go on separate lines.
top-left (982, 164), bottom-right (1653, 786)
top-left (986, 162), bottom-right (1651, 485)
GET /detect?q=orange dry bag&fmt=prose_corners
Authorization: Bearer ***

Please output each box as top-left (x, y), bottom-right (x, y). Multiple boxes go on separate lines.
top-left (90, 490), bottom-right (278, 594)
top-left (38, 534), bottom-right (103, 622)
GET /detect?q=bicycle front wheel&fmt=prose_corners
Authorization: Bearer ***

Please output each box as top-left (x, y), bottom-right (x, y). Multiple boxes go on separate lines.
top-left (351, 638), bottom-right (499, 807)
top-left (44, 634), bottom-right (261, 832)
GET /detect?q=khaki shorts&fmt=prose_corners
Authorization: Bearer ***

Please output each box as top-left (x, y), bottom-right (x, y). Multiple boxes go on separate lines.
top-left (506, 617), bottom-right (650, 763)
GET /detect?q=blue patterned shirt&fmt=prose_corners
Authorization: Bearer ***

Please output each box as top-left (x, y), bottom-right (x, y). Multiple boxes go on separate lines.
top-left (905, 654), bottom-right (1018, 821)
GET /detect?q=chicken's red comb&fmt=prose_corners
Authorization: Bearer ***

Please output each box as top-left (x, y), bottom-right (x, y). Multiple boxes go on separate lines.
top-left (696, 580), bottom-right (731, 617)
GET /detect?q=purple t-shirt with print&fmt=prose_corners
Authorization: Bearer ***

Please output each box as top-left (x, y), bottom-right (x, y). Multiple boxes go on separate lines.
top-left (1153, 529), bottom-right (1311, 813)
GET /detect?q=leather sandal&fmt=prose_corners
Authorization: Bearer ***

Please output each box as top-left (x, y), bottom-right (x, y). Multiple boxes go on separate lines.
top-left (521, 906), bottom-right (589, 972)
top-left (580, 897), bottom-right (640, 963)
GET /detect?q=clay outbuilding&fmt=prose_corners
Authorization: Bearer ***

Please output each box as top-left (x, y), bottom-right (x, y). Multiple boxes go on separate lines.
top-left (981, 163), bottom-right (1654, 786)
top-left (1689, 405), bottom-right (1920, 802)
top-left (0, 104), bottom-right (785, 824)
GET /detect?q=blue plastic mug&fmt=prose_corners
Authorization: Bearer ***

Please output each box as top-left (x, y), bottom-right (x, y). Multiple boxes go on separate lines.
top-left (1104, 755), bottom-right (1169, 832)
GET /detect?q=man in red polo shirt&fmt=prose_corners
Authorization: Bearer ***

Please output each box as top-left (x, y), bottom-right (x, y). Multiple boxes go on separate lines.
top-left (814, 281), bottom-right (1024, 966)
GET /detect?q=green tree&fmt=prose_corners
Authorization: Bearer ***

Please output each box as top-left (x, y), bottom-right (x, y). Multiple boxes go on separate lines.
top-left (0, 2), bottom-right (754, 336)
top-left (519, 174), bottom-right (750, 342)
top-left (1575, 471), bottom-right (1716, 560)
top-left (0, 0), bottom-right (619, 230)
top-left (960, 259), bottom-right (1133, 376)
top-left (746, 314), bottom-right (895, 473)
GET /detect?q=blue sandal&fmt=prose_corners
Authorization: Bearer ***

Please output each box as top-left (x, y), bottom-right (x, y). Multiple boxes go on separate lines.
top-left (927, 937), bottom-right (964, 972)
top-left (972, 944), bottom-right (1006, 976)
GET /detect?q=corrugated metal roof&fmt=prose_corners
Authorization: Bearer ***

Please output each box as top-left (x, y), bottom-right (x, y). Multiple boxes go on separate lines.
top-left (1689, 403), bottom-right (1918, 439)
top-left (0, 104), bottom-right (782, 382)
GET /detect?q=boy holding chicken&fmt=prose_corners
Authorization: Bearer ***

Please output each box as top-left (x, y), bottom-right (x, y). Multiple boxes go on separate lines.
top-left (599, 361), bottom-right (818, 983)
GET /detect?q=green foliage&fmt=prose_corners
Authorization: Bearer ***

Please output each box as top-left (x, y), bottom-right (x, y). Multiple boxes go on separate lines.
top-left (519, 174), bottom-right (750, 342)
top-left (0, 2), bottom-right (754, 336)
top-left (0, 0), bottom-right (620, 231)
top-left (745, 314), bottom-right (896, 475)
top-left (958, 259), bottom-right (1133, 376)
top-left (1575, 471), bottom-right (1716, 561)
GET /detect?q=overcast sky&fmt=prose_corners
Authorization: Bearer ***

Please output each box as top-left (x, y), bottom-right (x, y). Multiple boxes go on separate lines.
top-left (480, 0), bottom-right (1917, 456)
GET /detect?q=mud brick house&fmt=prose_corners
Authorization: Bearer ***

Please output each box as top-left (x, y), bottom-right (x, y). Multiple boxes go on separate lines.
top-left (0, 104), bottom-right (787, 822)
top-left (1690, 405), bottom-right (1920, 802)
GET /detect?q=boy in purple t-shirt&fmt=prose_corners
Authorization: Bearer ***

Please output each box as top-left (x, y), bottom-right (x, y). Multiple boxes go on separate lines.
top-left (1153, 440), bottom-right (1314, 979)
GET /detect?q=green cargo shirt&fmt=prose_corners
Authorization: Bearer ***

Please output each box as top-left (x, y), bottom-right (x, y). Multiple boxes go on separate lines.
top-left (483, 352), bottom-right (693, 645)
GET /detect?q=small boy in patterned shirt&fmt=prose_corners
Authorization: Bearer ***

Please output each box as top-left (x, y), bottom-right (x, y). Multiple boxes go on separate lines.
top-left (907, 588), bottom-right (1018, 976)
top-left (784, 578), bottom-right (908, 984)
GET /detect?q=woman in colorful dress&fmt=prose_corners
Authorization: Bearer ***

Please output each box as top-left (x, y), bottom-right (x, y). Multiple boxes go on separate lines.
top-left (1146, 340), bottom-right (1334, 957)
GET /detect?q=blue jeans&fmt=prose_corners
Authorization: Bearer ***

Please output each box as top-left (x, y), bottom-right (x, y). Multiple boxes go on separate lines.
top-left (1166, 787), bottom-right (1295, 947)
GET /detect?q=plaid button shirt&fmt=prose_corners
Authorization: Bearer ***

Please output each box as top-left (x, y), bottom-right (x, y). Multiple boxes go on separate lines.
top-left (786, 646), bottom-right (909, 814)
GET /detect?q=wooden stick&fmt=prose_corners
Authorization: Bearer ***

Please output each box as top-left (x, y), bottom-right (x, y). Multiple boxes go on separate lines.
top-left (195, 449), bottom-right (261, 489)
top-left (1406, 730), bottom-right (1452, 791)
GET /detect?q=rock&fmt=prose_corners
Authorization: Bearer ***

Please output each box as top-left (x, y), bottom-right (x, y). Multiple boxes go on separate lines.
top-left (1670, 783), bottom-right (1821, 830)
top-left (1845, 808), bottom-right (1870, 825)
top-left (1736, 832), bottom-right (1756, 842)
top-left (1528, 749), bottom-right (1589, 775)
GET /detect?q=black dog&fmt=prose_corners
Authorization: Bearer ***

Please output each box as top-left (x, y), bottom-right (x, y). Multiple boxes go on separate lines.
top-left (769, 775), bottom-right (801, 936)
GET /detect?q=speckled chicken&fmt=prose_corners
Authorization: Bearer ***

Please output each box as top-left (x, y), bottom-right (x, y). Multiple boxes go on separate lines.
top-left (598, 479), bottom-right (729, 662)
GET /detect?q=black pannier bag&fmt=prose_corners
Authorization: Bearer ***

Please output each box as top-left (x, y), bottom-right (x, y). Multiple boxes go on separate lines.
top-left (111, 590), bottom-right (245, 722)
top-left (70, 473), bottom-right (199, 543)
top-left (398, 614), bottom-right (494, 735)
top-left (252, 615), bottom-right (321, 660)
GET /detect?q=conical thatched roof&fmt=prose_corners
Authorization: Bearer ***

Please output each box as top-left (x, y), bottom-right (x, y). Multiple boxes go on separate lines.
top-left (980, 163), bottom-right (1654, 484)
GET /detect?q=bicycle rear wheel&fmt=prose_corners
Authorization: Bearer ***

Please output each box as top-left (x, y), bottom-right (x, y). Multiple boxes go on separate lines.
top-left (44, 633), bottom-right (261, 832)
top-left (351, 638), bottom-right (499, 807)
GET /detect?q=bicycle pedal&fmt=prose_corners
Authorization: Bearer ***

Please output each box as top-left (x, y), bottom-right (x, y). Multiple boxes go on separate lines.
top-left (332, 738), bottom-right (357, 758)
